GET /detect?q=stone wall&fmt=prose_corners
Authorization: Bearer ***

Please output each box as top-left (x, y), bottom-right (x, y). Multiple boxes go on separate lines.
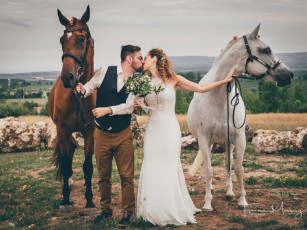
top-left (1, 117), bottom-right (306, 154)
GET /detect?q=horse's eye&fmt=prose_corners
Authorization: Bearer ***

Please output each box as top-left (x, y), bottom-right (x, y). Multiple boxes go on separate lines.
top-left (79, 37), bottom-right (85, 43)
top-left (263, 47), bottom-right (271, 54)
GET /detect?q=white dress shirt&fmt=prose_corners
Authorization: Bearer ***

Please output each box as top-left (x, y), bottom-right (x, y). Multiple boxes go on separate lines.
top-left (83, 65), bottom-right (134, 115)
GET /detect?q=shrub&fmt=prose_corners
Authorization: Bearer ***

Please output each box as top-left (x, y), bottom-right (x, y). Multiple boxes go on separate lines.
top-left (0, 103), bottom-right (29, 118)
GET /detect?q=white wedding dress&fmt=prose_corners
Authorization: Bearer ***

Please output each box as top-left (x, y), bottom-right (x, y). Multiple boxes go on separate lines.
top-left (137, 77), bottom-right (200, 226)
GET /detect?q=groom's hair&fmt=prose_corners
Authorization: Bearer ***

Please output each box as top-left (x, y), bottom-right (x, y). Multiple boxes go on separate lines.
top-left (121, 45), bottom-right (141, 62)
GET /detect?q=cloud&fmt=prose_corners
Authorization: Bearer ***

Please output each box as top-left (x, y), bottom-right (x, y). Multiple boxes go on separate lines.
top-left (0, 18), bottom-right (32, 28)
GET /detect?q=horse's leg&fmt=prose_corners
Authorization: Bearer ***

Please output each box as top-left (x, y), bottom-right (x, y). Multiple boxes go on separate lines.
top-left (234, 135), bottom-right (249, 209)
top-left (225, 143), bottom-right (235, 200)
top-left (56, 129), bottom-right (76, 207)
top-left (82, 128), bottom-right (95, 209)
top-left (198, 135), bottom-right (213, 211)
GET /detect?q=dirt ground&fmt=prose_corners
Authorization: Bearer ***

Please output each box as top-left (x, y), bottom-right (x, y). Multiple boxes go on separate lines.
top-left (28, 153), bottom-right (306, 229)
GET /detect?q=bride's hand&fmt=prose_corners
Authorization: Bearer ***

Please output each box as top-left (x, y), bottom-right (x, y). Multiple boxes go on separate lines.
top-left (223, 68), bottom-right (236, 83)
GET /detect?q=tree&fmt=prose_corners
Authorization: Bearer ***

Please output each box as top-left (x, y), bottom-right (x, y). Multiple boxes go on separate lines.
top-left (15, 89), bottom-right (25, 99)
top-left (258, 80), bottom-right (280, 112)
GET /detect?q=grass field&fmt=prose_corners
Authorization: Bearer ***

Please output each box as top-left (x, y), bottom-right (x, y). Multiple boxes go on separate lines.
top-left (0, 144), bottom-right (306, 229)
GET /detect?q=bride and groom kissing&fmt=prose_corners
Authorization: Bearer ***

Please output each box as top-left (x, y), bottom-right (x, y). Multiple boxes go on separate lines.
top-left (76, 45), bottom-right (234, 227)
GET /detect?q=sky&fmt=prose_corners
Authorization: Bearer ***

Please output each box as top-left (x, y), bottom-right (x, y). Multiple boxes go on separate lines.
top-left (0, 0), bottom-right (306, 73)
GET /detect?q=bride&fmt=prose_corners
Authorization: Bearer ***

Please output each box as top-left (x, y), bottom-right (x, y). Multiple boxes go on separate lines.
top-left (137, 48), bottom-right (234, 226)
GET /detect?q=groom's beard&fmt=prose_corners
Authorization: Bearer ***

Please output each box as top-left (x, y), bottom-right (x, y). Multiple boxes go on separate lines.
top-left (135, 66), bottom-right (143, 72)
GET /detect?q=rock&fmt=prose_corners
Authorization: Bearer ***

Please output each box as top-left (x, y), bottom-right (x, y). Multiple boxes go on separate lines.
top-left (212, 143), bottom-right (225, 153)
top-left (181, 131), bottom-right (192, 137)
top-left (42, 122), bottom-right (57, 149)
top-left (251, 128), bottom-right (307, 154)
top-left (133, 125), bottom-right (145, 148)
top-left (72, 132), bottom-right (84, 148)
top-left (181, 135), bottom-right (198, 149)
top-left (0, 117), bottom-right (46, 153)
top-left (288, 127), bottom-right (307, 153)
top-left (251, 129), bottom-right (291, 153)
top-left (245, 123), bottom-right (254, 142)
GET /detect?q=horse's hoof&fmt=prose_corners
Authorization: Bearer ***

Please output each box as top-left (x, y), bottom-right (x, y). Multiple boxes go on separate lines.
top-left (226, 195), bottom-right (235, 201)
top-left (202, 207), bottom-right (213, 212)
top-left (202, 204), bottom-right (213, 211)
top-left (68, 178), bottom-right (74, 191)
top-left (59, 205), bottom-right (73, 213)
top-left (81, 207), bottom-right (98, 216)
top-left (85, 202), bottom-right (96, 209)
top-left (239, 204), bottom-right (249, 210)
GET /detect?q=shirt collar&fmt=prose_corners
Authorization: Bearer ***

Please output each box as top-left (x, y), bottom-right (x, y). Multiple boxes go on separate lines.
top-left (117, 64), bottom-right (124, 76)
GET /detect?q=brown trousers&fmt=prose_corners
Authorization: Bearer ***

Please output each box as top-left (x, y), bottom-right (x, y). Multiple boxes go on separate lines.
top-left (94, 126), bottom-right (135, 214)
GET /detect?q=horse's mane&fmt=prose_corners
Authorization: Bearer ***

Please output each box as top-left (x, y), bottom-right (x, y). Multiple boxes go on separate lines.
top-left (212, 36), bottom-right (244, 66)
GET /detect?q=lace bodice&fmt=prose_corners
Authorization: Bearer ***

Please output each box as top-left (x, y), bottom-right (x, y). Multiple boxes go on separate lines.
top-left (145, 77), bottom-right (176, 116)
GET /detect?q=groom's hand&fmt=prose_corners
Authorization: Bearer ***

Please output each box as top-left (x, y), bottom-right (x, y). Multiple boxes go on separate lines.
top-left (134, 99), bottom-right (141, 109)
top-left (92, 107), bottom-right (112, 118)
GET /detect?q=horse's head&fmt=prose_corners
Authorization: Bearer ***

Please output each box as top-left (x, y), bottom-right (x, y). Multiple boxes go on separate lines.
top-left (239, 24), bottom-right (293, 87)
top-left (58, 5), bottom-right (93, 88)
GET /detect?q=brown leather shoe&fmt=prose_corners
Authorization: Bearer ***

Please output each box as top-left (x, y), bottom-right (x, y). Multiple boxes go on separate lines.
top-left (93, 211), bottom-right (113, 223)
top-left (118, 213), bottom-right (132, 228)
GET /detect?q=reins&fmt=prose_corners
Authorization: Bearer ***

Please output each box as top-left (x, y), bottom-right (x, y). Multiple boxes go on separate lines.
top-left (226, 35), bottom-right (282, 177)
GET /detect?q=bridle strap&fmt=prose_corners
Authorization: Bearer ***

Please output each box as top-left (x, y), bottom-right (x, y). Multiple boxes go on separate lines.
top-left (243, 36), bottom-right (253, 62)
top-left (61, 25), bottom-right (94, 126)
top-left (243, 35), bottom-right (281, 80)
top-left (61, 26), bottom-right (93, 69)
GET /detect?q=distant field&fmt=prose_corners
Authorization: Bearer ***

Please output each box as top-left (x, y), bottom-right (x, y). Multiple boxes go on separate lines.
top-left (6, 98), bottom-right (47, 106)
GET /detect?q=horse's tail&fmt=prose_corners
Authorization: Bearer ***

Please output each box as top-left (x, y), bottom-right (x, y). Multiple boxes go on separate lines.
top-left (52, 143), bottom-right (63, 181)
top-left (188, 149), bottom-right (203, 176)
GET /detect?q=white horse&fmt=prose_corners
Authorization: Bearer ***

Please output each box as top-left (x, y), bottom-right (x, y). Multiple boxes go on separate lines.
top-left (187, 24), bottom-right (293, 211)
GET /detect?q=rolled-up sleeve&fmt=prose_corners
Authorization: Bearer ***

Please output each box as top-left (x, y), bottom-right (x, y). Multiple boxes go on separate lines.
top-left (110, 93), bottom-right (135, 115)
top-left (83, 66), bottom-right (107, 98)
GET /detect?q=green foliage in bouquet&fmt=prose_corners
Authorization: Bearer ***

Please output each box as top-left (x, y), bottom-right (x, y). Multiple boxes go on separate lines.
top-left (125, 71), bottom-right (164, 97)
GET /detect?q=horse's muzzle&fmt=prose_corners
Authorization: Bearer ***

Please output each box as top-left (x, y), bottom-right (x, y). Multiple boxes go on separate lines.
top-left (61, 72), bottom-right (77, 88)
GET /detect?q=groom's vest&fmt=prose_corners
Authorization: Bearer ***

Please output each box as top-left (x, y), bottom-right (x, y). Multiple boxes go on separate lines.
top-left (95, 66), bottom-right (131, 133)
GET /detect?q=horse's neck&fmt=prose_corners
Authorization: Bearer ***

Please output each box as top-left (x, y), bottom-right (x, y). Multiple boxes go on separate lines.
top-left (80, 59), bottom-right (94, 84)
top-left (206, 39), bottom-right (247, 94)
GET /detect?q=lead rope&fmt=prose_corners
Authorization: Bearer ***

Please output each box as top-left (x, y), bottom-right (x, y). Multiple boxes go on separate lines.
top-left (73, 70), bottom-right (94, 127)
top-left (226, 74), bottom-right (255, 176)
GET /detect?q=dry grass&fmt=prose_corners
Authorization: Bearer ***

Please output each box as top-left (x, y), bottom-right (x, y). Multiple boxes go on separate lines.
top-left (18, 115), bottom-right (52, 125)
top-left (137, 113), bottom-right (307, 132)
top-left (246, 113), bottom-right (307, 131)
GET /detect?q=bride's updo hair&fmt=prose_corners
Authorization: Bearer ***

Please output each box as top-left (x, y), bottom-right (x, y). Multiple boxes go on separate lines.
top-left (148, 48), bottom-right (177, 83)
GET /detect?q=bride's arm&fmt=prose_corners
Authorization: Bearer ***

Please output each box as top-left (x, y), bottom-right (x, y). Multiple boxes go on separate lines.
top-left (175, 68), bottom-right (235, 93)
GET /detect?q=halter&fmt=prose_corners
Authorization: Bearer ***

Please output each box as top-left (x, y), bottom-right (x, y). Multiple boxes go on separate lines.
top-left (243, 35), bottom-right (281, 79)
top-left (61, 25), bottom-right (95, 127)
top-left (62, 26), bottom-right (94, 81)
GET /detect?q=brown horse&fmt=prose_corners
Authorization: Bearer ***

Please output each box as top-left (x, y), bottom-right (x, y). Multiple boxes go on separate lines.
top-left (48, 5), bottom-right (96, 211)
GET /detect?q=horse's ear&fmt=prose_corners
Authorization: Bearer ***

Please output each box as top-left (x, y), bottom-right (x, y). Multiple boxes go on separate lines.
top-left (57, 9), bottom-right (69, 26)
top-left (81, 5), bottom-right (90, 24)
top-left (250, 24), bottom-right (261, 39)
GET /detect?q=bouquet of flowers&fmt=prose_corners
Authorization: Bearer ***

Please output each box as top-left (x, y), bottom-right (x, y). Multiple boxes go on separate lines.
top-left (125, 71), bottom-right (164, 97)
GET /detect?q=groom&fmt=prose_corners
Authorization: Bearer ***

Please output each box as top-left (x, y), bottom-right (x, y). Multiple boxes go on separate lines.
top-left (76, 45), bottom-right (143, 226)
